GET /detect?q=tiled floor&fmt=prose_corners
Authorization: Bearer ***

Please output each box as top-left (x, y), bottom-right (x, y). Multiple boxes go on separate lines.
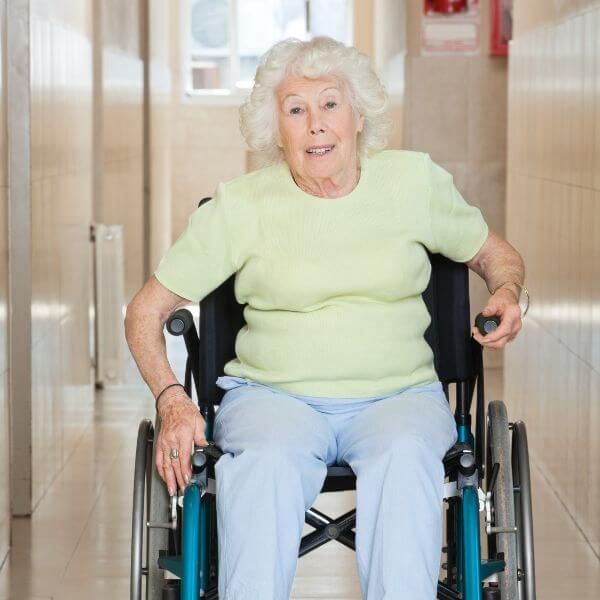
top-left (0, 368), bottom-right (598, 599)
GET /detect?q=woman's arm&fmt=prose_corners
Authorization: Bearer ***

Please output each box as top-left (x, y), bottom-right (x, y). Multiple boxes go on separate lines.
top-left (125, 276), bottom-right (207, 495)
top-left (125, 276), bottom-right (188, 395)
top-left (466, 231), bottom-right (525, 349)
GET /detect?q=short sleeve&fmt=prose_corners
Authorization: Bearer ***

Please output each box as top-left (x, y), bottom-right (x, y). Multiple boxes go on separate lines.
top-left (154, 183), bottom-right (237, 302)
top-left (423, 153), bottom-right (489, 262)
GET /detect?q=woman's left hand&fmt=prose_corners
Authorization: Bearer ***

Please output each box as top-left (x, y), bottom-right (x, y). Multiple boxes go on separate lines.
top-left (471, 288), bottom-right (522, 349)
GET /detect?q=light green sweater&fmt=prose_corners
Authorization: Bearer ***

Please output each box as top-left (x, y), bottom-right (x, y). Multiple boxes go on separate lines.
top-left (155, 150), bottom-right (488, 398)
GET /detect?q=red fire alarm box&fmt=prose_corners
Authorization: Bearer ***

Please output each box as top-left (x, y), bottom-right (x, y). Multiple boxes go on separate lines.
top-left (424, 0), bottom-right (468, 14)
top-left (490, 0), bottom-right (513, 55)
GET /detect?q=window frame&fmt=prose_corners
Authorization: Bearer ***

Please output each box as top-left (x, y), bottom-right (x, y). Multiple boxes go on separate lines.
top-left (182, 0), bottom-right (355, 105)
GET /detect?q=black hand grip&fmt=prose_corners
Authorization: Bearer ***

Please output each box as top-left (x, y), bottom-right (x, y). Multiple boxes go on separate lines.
top-left (475, 313), bottom-right (500, 336)
top-left (166, 308), bottom-right (194, 336)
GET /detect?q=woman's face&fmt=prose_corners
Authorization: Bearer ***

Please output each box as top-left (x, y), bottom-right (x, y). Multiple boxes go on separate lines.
top-left (275, 75), bottom-right (364, 182)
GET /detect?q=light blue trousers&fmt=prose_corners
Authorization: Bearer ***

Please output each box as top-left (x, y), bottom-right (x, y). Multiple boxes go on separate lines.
top-left (212, 376), bottom-right (458, 600)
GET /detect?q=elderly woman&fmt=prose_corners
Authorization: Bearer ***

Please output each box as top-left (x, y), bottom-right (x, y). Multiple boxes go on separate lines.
top-left (126, 38), bottom-right (524, 599)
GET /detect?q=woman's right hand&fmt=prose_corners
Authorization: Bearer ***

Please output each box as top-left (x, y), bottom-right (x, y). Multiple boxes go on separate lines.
top-left (156, 386), bottom-right (208, 496)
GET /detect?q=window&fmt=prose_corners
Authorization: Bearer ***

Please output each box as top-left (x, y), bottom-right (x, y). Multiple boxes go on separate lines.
top-left (185, 0), bottom-right (354, 97)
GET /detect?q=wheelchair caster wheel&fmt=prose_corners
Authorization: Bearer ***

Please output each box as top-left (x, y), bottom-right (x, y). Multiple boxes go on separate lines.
top-left (162, 581), bottom-right (180, 600)
top-left (482, 585), bottom-right (500, 599)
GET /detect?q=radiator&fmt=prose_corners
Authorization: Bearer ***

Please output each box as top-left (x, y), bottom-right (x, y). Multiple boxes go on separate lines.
top-left (93, 223), bottom-right (125, 387)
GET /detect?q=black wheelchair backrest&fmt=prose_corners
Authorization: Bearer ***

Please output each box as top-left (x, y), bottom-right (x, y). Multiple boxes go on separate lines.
top-left (422, 252), bottom-right (476, 383)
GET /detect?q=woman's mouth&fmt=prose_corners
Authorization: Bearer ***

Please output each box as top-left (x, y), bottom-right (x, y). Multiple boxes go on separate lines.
top-left (306, 145), bottom-right (335, 156)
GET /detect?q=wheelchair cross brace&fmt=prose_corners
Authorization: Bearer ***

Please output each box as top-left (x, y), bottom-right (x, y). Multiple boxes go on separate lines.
top-left (300, 507), bottom-right (356, 554)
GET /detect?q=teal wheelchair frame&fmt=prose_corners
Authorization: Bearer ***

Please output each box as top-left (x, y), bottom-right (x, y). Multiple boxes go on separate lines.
top-left (131, 242), bottom-right (536, 599)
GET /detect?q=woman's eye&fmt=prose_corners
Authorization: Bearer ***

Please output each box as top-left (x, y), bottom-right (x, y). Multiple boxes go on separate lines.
top-left (290, 107), bottom-right (302, 115)
top-left (325, 101), bottom-right (337, 109)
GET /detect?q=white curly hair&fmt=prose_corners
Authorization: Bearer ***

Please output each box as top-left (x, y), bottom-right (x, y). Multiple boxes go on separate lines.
top-left (239, 37), bottom-right (392, 165)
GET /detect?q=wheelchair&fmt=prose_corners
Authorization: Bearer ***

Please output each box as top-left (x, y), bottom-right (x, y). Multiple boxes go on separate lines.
top-left (131, 231), bottom-right (536, 599)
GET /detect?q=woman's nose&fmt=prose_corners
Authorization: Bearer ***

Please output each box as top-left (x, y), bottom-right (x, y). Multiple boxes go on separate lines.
top-left (308, 111), bottom-right (326, 135)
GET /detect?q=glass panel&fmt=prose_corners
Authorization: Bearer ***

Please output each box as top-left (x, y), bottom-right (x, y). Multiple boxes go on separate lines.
top-left (236, 0), bottom-right (307, 87)
top-left (238, 0), bottom-right (306, 56)
top-left (309, 0), bottom-right (351, 43)
top-left (190, 0), bottom-right (230, 50)
top-left (190, 56), bottom-right (230, 90)
top-left (237, 55), bottom-right (261, 88)
top-left (279, 0), bottom-right (307, 38)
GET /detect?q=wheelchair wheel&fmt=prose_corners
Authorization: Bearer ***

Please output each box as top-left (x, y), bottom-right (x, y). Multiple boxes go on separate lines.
top-left (131, 418), bottom-right (172, 600)
top-left (486, 401), bottom-right (518, 600)
top-left (512, 421), bottom-right (536, 599)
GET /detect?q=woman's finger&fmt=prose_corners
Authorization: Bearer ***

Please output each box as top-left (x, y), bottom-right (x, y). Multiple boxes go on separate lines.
top-left (162, 448), bottom-right (178, 496)
top-left (156, 446), bottom-right (165, 481)
top-left (177, 433), bottom-right (194, 486)
top-left (485, 328), bottom-right (520, 348)
top-left (167, 442), bottom-right (186, 492)
top-left (478, 323), bottom-right (516, 348)
top-left (473, 325), bottom-right (509, 346)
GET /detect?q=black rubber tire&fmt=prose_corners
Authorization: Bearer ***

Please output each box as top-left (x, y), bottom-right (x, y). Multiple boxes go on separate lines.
top-left (487, 401), bottom-right (518, 599)
top-left (131, 419), bottom-right (153, 600)
top-left (146, 417), bottom-right (170, 600)
top-left (512, 421), bottom-right (536, 599)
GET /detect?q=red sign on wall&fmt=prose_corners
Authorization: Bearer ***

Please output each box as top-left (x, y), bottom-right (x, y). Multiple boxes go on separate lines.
top-left (424, 0), bottom-right (468, 15)
top-left (490, 0), bottom-right (513, 55)
top-left (422, 0), bottom-right (480, 55)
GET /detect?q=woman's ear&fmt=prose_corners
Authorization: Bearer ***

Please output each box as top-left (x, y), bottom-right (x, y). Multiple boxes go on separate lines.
top-left (356, 114), bottom-right (365, 133)
top-left (274, 116), bottom-right (284, 148)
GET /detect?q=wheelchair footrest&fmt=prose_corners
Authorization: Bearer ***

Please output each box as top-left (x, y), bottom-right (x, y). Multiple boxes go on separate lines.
top-left (480, 558), bottom-right (505, 581)
top-left (158, 554), bottom-right (183, 578)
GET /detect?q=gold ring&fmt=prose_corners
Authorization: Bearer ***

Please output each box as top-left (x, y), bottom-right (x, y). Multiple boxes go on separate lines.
top-left (169, 447), bottom-right (179, 460)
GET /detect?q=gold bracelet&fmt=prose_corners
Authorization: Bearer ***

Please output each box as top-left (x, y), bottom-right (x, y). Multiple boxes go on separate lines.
top-left (489, 281), bottom-right (530, 317)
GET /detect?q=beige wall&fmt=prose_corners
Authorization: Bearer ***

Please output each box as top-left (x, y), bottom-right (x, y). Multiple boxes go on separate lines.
top-left (30, 1), bottom-right (95, 508)
top-left (373, 0), bottom-right (406, 150)
top-left (97, 0), bottom-right (145, 302)
top-left (4, 0), bottom-right (172, 519)
top-left (148, 0), bottom-right (173, 271)
top-left (0, 0), bottom-right (7, 566)
top-left (403, 0), bottom-right (508, 367)
top-left (354, 0), bottom-right (375, 56)
top-left (514, 0), bottom-right (600, 36)
top-left (168, 0), bottom-right (246, 240)
top-left (505, 0), bottom-right (600, 555)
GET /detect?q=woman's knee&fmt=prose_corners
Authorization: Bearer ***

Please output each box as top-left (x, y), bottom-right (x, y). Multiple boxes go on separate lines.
top-left (224, 441), bottom-right (324, 471)
top-left (378, 432), bottom-right (440, 462)
top-left (350, 432), bottom-right (448, 478)
top-left (217, 443), bottom-right (328, 507)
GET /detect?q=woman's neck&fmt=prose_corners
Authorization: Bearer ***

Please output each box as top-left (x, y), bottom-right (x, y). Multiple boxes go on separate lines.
top-left (291, 161), bottom-right (361, 199)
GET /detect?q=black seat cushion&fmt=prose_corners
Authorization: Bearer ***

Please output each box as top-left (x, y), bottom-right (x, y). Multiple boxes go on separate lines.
top-left (322, 441), bottom-right (464, 493)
